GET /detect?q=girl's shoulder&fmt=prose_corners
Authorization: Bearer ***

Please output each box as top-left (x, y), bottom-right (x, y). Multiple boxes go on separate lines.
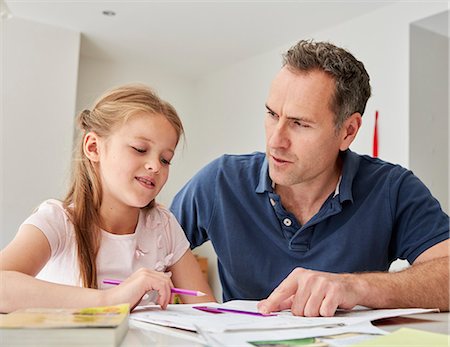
top-left (30, 199), bottom-right (71, 222)
top-left (22, 199), bottom-right (74, 256)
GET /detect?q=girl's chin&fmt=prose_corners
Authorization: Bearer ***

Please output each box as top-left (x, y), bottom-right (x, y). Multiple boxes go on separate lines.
top-left (139, 198), bottom-right (156, 208)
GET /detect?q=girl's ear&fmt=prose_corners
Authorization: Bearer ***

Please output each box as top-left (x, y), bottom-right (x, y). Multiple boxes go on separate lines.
top-left (83, 132), bottom-right (101, 162)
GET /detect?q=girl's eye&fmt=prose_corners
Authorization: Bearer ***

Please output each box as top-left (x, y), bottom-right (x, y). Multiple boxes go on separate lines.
top-left (161, 158), bottom-right (171, 166)
top-left (132, 147), bottom-right (146, 153)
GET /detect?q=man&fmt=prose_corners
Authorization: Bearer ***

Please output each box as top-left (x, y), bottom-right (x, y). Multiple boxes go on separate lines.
top-left (170, 40), bottom-right (449, 317)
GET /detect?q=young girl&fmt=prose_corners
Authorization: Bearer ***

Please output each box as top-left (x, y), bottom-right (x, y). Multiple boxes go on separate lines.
top-left (0, 84), bottom-right (215, 313)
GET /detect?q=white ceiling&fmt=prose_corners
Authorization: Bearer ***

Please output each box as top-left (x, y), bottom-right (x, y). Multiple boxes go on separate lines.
top-left (4, 1), bottom-right (392, 79)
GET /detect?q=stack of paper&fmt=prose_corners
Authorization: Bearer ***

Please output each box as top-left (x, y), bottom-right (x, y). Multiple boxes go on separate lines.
top-left (130, 300), bottom-right (438, 346)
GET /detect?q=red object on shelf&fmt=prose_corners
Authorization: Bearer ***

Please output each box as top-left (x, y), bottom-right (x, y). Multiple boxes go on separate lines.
top-left (373, 110), bottom-right (379, 158)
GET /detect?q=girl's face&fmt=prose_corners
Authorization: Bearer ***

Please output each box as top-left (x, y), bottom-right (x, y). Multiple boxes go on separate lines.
top-left (95, 112), bottom-right (178, 211)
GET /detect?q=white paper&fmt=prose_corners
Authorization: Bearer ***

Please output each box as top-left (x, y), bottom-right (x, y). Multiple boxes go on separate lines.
top-left (212, 321), bottom-right (387, 347)
top-left (130, 300), bottom-right (436, 334)
top-left (321, 334), bottom-right (376, 347)
top-left (129, 319), bottom-right (203, 344)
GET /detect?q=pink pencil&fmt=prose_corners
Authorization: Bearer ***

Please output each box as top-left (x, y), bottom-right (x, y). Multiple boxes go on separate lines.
top-left (102, 279), bottom-right (206, 296)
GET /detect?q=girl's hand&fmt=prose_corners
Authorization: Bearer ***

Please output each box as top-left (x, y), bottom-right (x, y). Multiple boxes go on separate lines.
top-left (104, 268), bottom-right (173, 310)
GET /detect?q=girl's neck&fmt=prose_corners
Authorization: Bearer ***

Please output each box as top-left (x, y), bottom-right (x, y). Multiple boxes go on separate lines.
top-left (99, 203), bottom-right (140, 235)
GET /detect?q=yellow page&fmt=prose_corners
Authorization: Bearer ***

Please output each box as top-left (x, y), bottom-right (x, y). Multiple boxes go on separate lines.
top-left (353, 327), bottom-right (449, 346)
top-left (0, 303), bottom-right (129, 328)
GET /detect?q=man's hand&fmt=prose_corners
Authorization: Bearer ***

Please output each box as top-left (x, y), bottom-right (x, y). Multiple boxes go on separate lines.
top-left (257, 267), bottom-right (368, 317)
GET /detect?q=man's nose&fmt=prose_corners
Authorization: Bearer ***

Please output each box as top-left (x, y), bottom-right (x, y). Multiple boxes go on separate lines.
top-left (268, 123), bottom-right (289, 149)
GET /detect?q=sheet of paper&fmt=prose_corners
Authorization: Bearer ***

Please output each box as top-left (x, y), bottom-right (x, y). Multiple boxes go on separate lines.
top-left (352, 327), bottom-right (449, 346)
top-left (129, 319), bottom-right (203, 344)
top-left (212, 321), bottom-right (386, 347)
top-left (130, 301), bottom-right (436, 333)
top-left (223, 301), bottom-right (438, 323)
top-left (320, 332), bottom-right (380, 347)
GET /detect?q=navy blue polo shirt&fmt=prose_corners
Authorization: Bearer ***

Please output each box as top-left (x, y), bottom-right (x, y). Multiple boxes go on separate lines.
top-left (170, 150), bottom-right (449, 302)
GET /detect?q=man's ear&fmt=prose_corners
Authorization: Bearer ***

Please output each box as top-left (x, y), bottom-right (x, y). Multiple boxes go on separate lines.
top-left (83, 132), bottom-right (101, 162)
top-left (339, 113), bottom-right (362, 151)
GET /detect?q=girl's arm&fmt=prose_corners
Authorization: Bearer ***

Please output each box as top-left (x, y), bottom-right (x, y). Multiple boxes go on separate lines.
top-left (0, 271), bottom-right (106, 313)
top-left (0, 225), bottom-right (172, 313)
top-left (168, 249), bottom-right (216, 304)
top-left (0, 224), bottom-right (103, 312)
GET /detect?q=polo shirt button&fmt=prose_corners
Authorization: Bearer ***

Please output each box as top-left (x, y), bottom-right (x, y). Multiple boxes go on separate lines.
top-left (270, 198), bottom-right (276, 206)
top-left (283, 218), bottom-right (292, 227)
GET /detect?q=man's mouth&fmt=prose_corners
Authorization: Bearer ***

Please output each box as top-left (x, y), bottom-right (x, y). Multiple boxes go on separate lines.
top-left (271, 154), bottom-right (291, 164)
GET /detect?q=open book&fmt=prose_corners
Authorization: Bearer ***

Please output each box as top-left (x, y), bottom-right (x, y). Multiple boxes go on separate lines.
top-left (0, 303), bottom-right (129, 346)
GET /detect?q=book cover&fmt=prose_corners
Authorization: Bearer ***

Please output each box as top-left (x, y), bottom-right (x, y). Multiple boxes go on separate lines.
top-left (0, 303), bottom-right (129, 346)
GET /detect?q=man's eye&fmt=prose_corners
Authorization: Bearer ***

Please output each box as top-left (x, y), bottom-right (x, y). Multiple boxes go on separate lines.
top-left (132, 147), bottom-right (146, 153)
top-left (267, 110), bottom-right (278, 119)
top-left (294, 121), bottom-right (310, 128)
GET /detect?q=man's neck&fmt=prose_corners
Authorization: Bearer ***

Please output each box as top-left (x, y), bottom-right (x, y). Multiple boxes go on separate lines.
top-left (275, 160), bottom-right (342, 226)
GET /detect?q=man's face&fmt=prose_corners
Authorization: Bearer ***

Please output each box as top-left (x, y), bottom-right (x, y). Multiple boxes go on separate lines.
top-left (265, 67), bottom-right (346, 187)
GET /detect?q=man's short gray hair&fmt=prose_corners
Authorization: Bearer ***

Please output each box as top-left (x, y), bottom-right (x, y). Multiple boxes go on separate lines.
top-left (282, 40), bottom-right (371, 129)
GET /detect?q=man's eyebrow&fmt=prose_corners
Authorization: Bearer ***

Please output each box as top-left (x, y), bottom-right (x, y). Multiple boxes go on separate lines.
top-left (265, 104), bottom-right (315, 124)
top-left (265, 104), bottom-right (278, 116)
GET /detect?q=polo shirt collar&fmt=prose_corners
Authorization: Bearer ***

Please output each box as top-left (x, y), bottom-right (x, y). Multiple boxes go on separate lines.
top-left (255, 150), bottom-right (360, 204)
top-left (338, 149), bottom-right (360, 204)
top-left (256, 156), bottom-right (272, 193)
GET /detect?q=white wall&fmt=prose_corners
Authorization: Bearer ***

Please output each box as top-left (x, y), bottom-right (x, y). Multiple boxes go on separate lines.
top-left (410, 22), bottom-right (448, 213)
top-left (0, 16), bottom-right (80, 247)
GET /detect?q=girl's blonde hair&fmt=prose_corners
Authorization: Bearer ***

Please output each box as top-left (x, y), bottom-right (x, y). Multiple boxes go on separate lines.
top-left (63, 84), bottom-right (184, 289)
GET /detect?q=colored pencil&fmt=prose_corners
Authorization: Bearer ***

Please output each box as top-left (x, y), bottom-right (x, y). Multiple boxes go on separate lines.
top-left (102, 279), bottom-right (206, 296)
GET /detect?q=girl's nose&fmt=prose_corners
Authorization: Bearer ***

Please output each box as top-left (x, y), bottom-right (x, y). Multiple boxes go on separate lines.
top-left (144, 159), bottom-right (161, 174)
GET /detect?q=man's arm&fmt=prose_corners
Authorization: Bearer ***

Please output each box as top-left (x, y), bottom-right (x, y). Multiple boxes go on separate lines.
top-left (258, 240), bottom-right (449, 317)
